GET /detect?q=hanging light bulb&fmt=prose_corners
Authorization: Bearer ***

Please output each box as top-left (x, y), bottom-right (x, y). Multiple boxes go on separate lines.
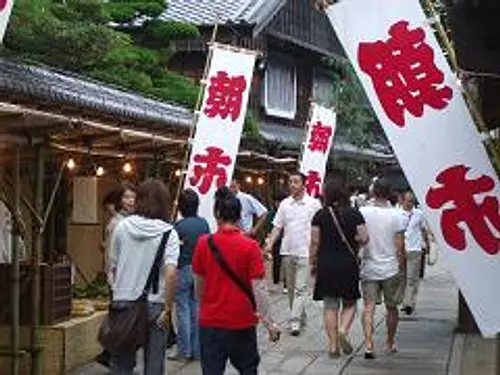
top-left (96, 166), bottom-right (105, 177)
top-left (245, 176), bottom-right (253, 184)
top-left (66, 158), bottom-right (76, 170)
top-left (123, 162), bottom-right (133, 174)
top-left (257, 177), bottom-right (265, 185)
top-left (175, 169), bottom-right (182, 177)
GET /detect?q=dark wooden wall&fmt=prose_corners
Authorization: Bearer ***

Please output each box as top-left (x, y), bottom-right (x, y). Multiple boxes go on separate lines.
top-left (265, 0), bottom-right (344, 57)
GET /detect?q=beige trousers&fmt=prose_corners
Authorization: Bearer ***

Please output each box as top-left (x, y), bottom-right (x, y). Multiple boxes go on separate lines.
top-left (403, 251), bottom-right (422, 309)
top-left (282, 255), bottom-right (309, 324)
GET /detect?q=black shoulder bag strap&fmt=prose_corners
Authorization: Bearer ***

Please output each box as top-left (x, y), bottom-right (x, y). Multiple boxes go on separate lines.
top-left (142, 230), bottom-right (171, 298)
top-left (207, 235), bottom-right (257, 311)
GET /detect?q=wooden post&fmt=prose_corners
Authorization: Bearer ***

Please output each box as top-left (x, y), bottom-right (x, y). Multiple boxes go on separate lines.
top-left (10, 145), bottom-right (21, 375)
top-left (31, 144), bottom-right (45, 375)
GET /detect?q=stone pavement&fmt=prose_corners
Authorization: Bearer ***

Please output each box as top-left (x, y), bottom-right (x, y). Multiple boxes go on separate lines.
top-left (71, 260), bottom-right (459, 375)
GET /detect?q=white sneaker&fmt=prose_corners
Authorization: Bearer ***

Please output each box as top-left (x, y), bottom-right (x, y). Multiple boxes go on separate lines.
top-left (290, 322), bottom-right (301, 336)
top-left (283, 287), bottom-right (289, 294)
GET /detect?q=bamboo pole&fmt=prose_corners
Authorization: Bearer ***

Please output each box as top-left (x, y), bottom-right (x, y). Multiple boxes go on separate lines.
top-left (422, 0), bottom-right (500, 172)
top-left (30, 144), bottom-right (44, 375)
top-left (171, 21), bottom-right (219, 220)
top-left (10, 145), bottom-right (20, 375)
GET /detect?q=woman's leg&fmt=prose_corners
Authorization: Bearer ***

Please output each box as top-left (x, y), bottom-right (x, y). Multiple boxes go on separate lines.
top-left (338, 300), bottom-right (357, 355)
top-left (111, 351), bottom-right (136, 375)
top-left (339, 300), bottom-right (357, 335)
top-left (144, 303), bottom-right (167, 375)
top-left (175, 266), bottom-right (192, 358)
top-left (323, 298), bottom-right (340, 353)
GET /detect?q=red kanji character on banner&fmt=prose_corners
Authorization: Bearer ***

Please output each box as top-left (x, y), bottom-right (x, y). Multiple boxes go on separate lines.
top-left (0, 0), bottom-right (7, 11)
top-left (305, 171), bottom-right (322, 197)
top-left (203, 71), bottom-right (247, 122)
top-left (425, 165), bottom-right (500, 255)
top-left (189, 146), bottom-right (232, 195)
top-left (308, 121), bottom-right (333, 153)
top-left (358, 20), bottom-right (453, 127)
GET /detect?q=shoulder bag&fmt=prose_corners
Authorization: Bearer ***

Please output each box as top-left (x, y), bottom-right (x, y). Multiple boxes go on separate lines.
top-left (207, 235), bottom-right (257, 311)
top-left (328, 207), bottom-right (359, 262)
top-left (98, 230), bottom-right (171, 354)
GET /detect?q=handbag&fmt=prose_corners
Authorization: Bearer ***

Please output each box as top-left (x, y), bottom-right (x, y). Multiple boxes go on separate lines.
top-left (207, 235), bottom-right (256, 311)
top-left (328, 207), bottom-right (359, 261)
top-left (98, 230), bottom-right (171, 354)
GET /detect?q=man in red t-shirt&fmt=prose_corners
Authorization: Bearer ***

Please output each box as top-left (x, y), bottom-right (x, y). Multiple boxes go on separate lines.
top-left (193, 187), bottom-right (280, 375)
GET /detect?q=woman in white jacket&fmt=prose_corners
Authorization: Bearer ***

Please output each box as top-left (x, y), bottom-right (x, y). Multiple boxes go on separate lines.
top-left (109, 179), bottom-right (180, 375)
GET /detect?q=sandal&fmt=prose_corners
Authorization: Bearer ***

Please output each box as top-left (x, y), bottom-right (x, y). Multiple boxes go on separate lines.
top-left (387, 342), bottom-right (398, 353)
top-left (364, 350), bottom-right (375, 360)
top-left (328, 350), bottom-right (341, 359)
top-left (339, 333), bottom-right (354, 355)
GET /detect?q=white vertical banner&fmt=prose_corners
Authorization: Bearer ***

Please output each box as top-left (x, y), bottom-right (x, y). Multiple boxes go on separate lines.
top-left (299, 103), bottom-right (336, 197)
top-left (326, 0), bottom-right (500, 336)
top-left (185, 44), bottom-right (256, 230)
top-left (0, 0), bottom-right (14, 44)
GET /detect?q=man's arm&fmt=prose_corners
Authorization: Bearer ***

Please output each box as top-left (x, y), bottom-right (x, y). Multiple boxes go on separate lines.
top-left (264, 226), bottom-right (281, 254)
top-left (251, 278), bottom-right (280, 341)
top-left (194, 274), bottom-right (204, 302)
top-left (164, 265), bottom-right (176, 312)
top-left (394, 232), bottom-right (406, 268)
top-left (251, 212), bottom-right (268, 238)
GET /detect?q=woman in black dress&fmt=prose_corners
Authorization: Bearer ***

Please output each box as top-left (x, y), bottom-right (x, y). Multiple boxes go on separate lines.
top-left (310, 177), bottom-right (369, 357)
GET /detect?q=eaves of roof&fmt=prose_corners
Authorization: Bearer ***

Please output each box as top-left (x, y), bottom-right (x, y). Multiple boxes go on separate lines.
top-left (0, 58), bottom-right (193, 128)
top-left (260, 121), bottom-right (395, 163)
top-left (160, 0), bottom-right (286, 37)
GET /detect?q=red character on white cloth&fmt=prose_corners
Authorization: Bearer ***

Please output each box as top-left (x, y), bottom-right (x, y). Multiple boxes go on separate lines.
top-left (426, 165), bottom-right (500, 255)
top-left (358, 20), bottom-right (453, 127)
top-left (189, 146), bottom-right (232, 194)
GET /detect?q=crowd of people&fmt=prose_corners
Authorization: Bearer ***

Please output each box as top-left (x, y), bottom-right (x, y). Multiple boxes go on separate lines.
top-left (96, 171), bottom-right (434, 375)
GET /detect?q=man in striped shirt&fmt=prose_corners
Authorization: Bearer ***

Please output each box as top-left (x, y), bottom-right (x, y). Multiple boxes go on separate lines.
top-left (265, 172), bottom-right (322, 336)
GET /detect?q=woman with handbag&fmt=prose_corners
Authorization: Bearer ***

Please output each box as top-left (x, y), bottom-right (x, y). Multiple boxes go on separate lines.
top-left (192, 187), bottom-right (281, 375)
top-left (106, 179), bottom-right (180, 375)
top-left (310, 177), bottom-right (369, 358)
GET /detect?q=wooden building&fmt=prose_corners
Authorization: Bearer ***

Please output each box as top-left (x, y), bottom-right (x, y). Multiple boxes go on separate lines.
top-left (163, 0), bottom-right (395, 168)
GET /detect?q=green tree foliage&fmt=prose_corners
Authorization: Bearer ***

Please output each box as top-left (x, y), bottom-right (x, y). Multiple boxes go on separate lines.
top-left (325, 57), bottom-right (383, 148)
top-left (3, 0), bottom-right (201, 108)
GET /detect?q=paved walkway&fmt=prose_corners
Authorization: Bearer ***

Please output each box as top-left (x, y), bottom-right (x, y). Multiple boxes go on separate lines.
top-left (71, 260), bottom-right (458, 375)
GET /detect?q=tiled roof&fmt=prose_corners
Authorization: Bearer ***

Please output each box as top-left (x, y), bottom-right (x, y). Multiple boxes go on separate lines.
top-left (0, 58), bottom-right (193, 128)
top-left (161, 0), bottom-right (286, 33)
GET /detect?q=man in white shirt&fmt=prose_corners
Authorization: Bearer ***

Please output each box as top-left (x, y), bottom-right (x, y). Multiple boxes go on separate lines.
top-left (400, 191), bottom-right (429, 315)
top-left (265, 172), bottom-right (321, 336)
top-left (229, 179), bottom-right (268, 237)
top-left (359, 178), bottom-right (405, 359)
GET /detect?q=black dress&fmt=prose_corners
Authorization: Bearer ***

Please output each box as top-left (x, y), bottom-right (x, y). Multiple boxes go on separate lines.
top-left (312, 207), bottom-right (365, 302)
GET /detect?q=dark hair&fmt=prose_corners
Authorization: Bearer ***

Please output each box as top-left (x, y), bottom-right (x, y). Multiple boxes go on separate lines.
top-left (178, 188), bottom-right (199, 218)
top-left (213, 186), bottom-right (241, 223)
top-left (372, 177), bottom-right (392, 200)
top-left (324, 176), bottom-right (349, 207)
top-left (135, 179), bottom-right (169, 221)
top-left (102, 188), bottom-right (121, 208)
top-left (114, 183), bottom-right (136, 211)
top-left (289, 171), bottom-right (307, 185)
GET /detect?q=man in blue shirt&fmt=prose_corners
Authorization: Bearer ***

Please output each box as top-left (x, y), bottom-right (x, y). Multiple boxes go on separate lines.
top-left (230, 179), bottom-right (268, 238)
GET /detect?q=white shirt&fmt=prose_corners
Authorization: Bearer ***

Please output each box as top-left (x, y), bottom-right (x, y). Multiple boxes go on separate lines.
top-left (273, 194), bottom-right (321, 258)
top-left (402, 208), bottom-right (426, 252)
top-left (360, 204), bottom-right (406, 281)
top-left (236, 191), bottom-right (268, 233)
